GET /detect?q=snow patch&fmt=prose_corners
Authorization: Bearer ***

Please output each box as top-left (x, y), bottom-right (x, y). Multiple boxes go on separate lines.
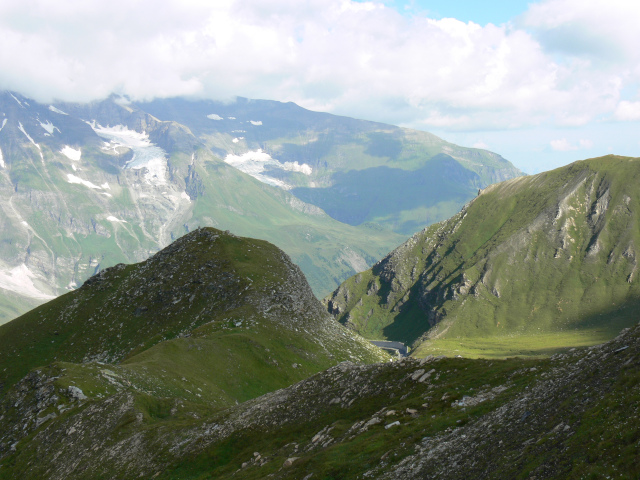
top-left (0, 264), bottom-right (55, 300)
top-left (130, 157), bottom-right (167, 185)
top-left (92, 123), bottom-right (152, 148)
top-left (207, 114), bottom-right (223, 120)
top-left (100, 182), bottom-right (110, 190)
top-left (91, 123), bottom-right (168, 185)
top-left (181, 191), bottom-right (191, 202)
top-left (249, 120), bottom-right (262, 126)
top-left (18, 122), bottom-right (38, 148)
top-left (225, 149), bottom-right (290, 189)
top-left (61, 146), bottom-right (81, 161)
top-left (49, 105), bottom-right (68, 115)
top-left (40, 121), bottom-right (59, 135)
top-left (0, 118), bottom-right (7, 132)
top-left (0, 148), bottom-right (4, 168)
top-left (21, 221), bottom-right (28, 227)
top-left (107, 215), bottom-right (126, 223)
top-left (232, 137), bottom-right (239, 143)
top-left (66, 174), bottom-right (102, 190)
top-left (224, 149), bottom-right (313, 189)
top-left (10, 94), bottom-right (23, 107)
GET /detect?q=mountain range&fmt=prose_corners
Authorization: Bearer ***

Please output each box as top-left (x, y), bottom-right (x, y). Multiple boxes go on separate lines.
top-left (2, 89), bottom-right (638, 479)
top-left (0, 91), bottom-right (520, 324)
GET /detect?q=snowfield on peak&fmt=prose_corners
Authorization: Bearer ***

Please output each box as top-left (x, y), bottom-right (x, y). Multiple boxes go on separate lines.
top-left (60, 146), bottom-right (81, 161)
top-left (224, 149), bottom-right (313, 190)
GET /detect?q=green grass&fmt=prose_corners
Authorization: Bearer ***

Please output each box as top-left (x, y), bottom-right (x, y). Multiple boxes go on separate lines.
top-left (329, 156), bottom-right (640, 357)
top-left (0, 228), bottom-right (387, 403)
top-left (414, 329), bottom-right (622, 358)
top-left (156, 355), bottom-right (545, 480)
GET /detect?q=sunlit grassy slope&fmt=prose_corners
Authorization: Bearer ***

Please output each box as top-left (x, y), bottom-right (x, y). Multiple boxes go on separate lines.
top-left (327, 155), bottom-right (640, 357)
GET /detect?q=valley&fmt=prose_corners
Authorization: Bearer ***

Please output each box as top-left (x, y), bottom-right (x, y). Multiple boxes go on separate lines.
top-left (327, 155), bottom-right (640, 357)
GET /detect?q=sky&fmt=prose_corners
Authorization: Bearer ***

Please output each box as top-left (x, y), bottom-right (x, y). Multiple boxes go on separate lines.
top-left (0, 0), bottom-right (638, 174)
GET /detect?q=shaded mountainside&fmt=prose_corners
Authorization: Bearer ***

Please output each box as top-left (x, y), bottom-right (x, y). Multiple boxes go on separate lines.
top-left (0, 91), bottom-right (405, 323)
top-left (139, 96), bottom-right (522, 236)
top-left (1, 298), bottom-right (639, 479)
top-left (326, 156), bottom-right (640, 356)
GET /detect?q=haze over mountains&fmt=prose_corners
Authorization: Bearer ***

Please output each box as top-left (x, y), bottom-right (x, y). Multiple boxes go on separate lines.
top-left (0, 90), bottom-right (521, 324)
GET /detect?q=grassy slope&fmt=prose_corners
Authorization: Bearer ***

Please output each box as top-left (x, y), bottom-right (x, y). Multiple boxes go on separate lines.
top-left (186, 149), bottom-right (405, 297)
top-left (327, 156), bottom-right (640, 356)
top-left (0, 228), bottom-right (387, 399)
top-left (3, 319), bottom-right (639, 479)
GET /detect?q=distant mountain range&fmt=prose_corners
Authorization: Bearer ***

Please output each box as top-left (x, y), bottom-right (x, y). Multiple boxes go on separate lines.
top-left (137, 96), bottom-right (521, 235)
top-left (0, 91), bottom-right (521, 323)
top-left (327, 155), bottom-right (640, 357)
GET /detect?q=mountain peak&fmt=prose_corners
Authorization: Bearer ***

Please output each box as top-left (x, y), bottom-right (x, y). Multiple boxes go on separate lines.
top-left (327, 155), bottom-right (640, 356)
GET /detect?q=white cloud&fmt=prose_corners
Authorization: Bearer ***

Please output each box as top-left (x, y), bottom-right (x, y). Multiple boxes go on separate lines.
top-left (550, 138), bottom-right (573, 151)
top-left (521, 0), bottom-right (640, 62)
top-left (0, 0), bottom-right (636, 137)
top-left (614, 101), bottom-right (640, 121)
top-left (550, 138), bottom-right (593, 151)
top-left (472, 141), bottom-right (490, 149)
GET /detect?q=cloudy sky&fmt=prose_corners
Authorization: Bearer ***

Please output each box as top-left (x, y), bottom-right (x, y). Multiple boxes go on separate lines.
top-left (0, 0), bottom-right (638, 173)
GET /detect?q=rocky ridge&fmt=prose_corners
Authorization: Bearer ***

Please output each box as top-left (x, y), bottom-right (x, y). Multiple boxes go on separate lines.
top-left (1, 309), bottom-right (639, 478)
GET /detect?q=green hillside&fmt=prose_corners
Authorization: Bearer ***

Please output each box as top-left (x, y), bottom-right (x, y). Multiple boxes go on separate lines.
top-left (326, 155), bottom-right (640, 356)
top-left (0, 228), bottom-right (387, 400)
top-left (2, 308), bottom-right (639, 479)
